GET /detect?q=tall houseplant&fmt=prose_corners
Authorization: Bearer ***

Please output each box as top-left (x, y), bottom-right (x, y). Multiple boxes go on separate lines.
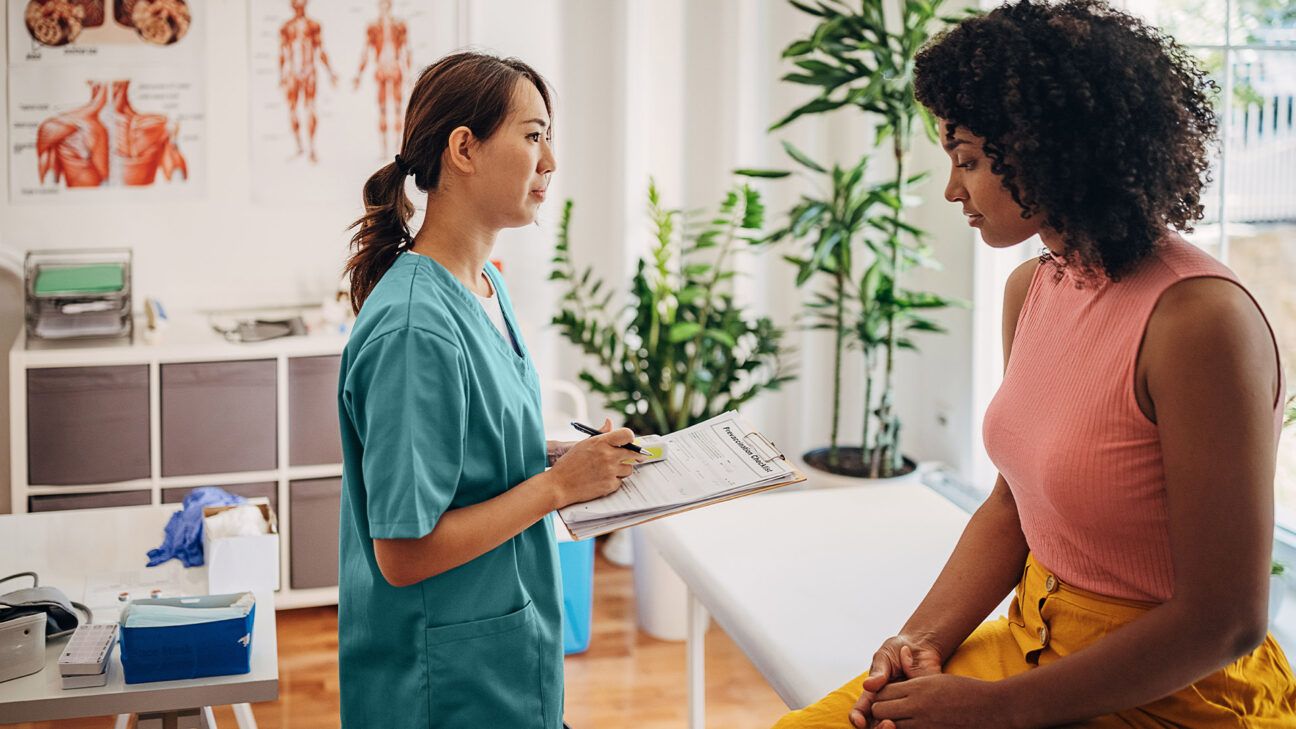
top-left (743, 0), bottom-right (966, 478)
top-left (550, 180), bottom-right (794, 436)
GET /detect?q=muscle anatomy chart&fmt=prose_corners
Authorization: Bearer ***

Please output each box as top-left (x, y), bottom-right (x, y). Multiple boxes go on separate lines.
top-left (250, 0), bottom-right (455, 203)
top-left (279, 0), bottom-right (338, 163)
top-left (7, 0), bottom-right (204, 202)
top-left (111, 80), bottom-right (188, 185)
top-left (10, 68), bottom-right (205, 201)
top-left (353, 0), bottom-right (410, 158)
top-left (10, 0), bottom-right (201, 64)
top-left (35, 80), bottom-right (110, 186)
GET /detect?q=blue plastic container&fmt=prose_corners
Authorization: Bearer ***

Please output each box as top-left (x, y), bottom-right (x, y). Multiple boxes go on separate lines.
top-left (119, 593), bottom-right (255, 684)
top-left (558, 537), bottom-right (595, 654)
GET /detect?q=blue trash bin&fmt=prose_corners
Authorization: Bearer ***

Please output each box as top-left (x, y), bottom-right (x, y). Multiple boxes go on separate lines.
top-left (557, 536), bottom-right (594, 654)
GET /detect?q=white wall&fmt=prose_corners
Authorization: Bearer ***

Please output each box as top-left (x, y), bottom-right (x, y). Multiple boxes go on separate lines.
top-left (1, 0), bottom-right (990, 512)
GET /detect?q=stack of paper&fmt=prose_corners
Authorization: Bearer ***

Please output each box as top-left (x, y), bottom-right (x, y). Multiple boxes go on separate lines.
top-left (558, 411), bottom-right (805, 539)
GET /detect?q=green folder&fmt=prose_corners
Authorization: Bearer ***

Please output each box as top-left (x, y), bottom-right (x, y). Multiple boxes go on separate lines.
top-left (34, 264), bottom-right (125, 296)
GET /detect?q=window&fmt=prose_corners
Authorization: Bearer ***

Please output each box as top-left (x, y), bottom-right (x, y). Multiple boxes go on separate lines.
top-left (967, 1), bottom-right (1296, 537)
top-left (1124, 0), bottom-right (1296, 532)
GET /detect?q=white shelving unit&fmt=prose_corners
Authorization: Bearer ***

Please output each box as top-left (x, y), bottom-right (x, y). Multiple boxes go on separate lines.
top-left (10, 312), bottom-right (350, 610)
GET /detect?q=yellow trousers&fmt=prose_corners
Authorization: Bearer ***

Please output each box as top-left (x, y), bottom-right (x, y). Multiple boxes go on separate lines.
top-left (774, 555), bottom-right (1296, 727)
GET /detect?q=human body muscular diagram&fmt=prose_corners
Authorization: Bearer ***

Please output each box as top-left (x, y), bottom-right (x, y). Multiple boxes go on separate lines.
top-left (36, 81), bottom-right (110, 187)
top-left (35, 79), bottom-right (188, 188)
top-left (279, 0), bottom-right (337, 163)
top-left (111, 80), bottom-right (188, 185)
top-left (353, 0), bottom-right (411, 157)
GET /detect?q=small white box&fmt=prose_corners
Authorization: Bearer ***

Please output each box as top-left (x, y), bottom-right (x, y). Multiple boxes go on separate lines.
top-left (61, 670), bottom-right (108, 689)
top-left (59, 623), bottom-right (117, 675)
top-left (0, 612), bottom-right (46, 684)
top-left (202, 499), bottom-right (279, 595)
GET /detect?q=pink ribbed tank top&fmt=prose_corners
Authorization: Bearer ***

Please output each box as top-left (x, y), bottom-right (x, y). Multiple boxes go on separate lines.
top-left (983, 233), bottom-right (1284, 602)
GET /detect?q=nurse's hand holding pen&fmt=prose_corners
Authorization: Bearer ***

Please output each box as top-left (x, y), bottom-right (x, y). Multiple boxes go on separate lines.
top-left (373, 418), bottom-right (643, 586)
top-left (544, 418), bottom-right (646, 507)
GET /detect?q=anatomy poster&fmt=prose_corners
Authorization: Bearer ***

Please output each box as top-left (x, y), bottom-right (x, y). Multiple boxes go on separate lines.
top-left (8, 67), bottom-right (205, 200)
top-left (249, 0), bottom-right (457, 204)
top-left (7, 0), bottom-right (206, 202)
top-left (9, 0), bottom-right (203, 65)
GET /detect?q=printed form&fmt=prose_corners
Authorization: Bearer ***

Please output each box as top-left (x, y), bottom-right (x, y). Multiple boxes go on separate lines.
top-left (558, 411), bottom-right (803, 539)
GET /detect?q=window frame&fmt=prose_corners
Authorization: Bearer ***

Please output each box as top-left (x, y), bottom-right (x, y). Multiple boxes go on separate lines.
top-left (961, 0), bottom-right (1296, 546)
top-left (1170, 0), bottom-right (1296, 542)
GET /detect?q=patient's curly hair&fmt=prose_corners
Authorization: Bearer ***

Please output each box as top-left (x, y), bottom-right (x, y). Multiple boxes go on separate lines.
top-left (914, 0), bottom-right (1218, 279)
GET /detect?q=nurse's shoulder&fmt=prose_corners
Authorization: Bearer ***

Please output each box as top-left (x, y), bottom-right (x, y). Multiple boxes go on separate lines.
top-left (347, 252), bottom-right (458, 351)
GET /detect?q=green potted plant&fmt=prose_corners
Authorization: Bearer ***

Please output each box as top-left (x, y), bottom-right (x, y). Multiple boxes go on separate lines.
top-left (550, 179), bottom-right (793, 435)
top-left (550, 179), bottom-right (794, 640)
top-left (740, 0), bottom-right (967, 479)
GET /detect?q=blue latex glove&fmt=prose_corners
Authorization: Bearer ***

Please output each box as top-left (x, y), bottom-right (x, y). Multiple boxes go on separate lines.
top-left (146, 487), bottom-right (245, 568)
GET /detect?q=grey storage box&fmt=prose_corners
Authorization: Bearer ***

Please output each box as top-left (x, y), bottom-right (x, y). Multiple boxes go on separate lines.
top-left (290, 478), bottom-right (341, 589)
top-left (27, 365), bottom-right (150, 486)
top-left (162, 360), bottom-right (277, 476)
top-left (288, 356), bottom-right (342, 466)
top-left (29, 490), bottom-right (151, 512)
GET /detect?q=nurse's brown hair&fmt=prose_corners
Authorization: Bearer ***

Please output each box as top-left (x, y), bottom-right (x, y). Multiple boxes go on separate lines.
top-left (344, 51), bottom-right (552, 314)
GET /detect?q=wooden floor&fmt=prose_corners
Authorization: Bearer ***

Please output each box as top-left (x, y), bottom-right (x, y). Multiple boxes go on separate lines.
top-left (9, 552), bottom-right (789, 728)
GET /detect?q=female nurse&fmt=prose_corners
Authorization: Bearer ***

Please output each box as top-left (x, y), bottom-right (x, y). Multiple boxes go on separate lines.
top-left (336, 51), bottom-right (641, 728)
top-left (774, 1), bottom-right (1294, 727)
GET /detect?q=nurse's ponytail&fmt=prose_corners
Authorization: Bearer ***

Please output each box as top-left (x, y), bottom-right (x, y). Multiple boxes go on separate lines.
top-left (345, 51), bottom-right (552, 314)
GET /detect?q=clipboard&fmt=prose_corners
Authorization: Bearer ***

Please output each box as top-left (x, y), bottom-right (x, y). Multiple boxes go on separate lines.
top-left (557, 412), bottom-right (807, 540)
top-left (559, 467), bottom-right (808, 540)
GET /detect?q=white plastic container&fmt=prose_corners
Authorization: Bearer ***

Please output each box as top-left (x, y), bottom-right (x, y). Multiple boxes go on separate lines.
top-left (202, 500), bottom-right (280, 594)
top-left (0, 612), bottom-right (47, 683)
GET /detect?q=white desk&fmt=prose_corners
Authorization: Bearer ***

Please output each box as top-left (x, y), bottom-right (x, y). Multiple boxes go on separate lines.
top-left (643, 483), bottom-right (978, 729)
top-left (0, 506), bottom-right (279, 725)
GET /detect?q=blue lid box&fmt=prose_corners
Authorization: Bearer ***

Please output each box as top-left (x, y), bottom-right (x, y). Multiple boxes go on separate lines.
top-left (118, 592), bottom-right (256, 684)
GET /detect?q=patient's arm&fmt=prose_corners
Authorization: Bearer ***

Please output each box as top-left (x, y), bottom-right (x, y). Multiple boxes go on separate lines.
top-left (853, 257), bottom-right (1039, 727)
top-left (896, 254), bottom-right (1040, 660)
top-left (851, 476), bottom-right (1027, 726)
top-left (901, 476), bottom-right (1028, 659)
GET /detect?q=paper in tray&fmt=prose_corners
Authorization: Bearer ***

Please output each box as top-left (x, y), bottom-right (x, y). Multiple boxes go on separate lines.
top-left (118, 592), bottom-right (256, 684)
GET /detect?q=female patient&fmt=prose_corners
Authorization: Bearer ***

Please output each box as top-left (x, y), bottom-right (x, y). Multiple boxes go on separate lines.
top-left (776, 1), bottom-right (1294, 726)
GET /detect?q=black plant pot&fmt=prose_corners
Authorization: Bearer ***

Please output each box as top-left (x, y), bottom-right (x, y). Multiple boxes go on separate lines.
top-left (802, 446), bottom-right (918, 480)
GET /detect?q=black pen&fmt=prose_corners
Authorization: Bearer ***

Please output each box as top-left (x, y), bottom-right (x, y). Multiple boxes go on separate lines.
top-left (569, 421), bottom-right (647, 454)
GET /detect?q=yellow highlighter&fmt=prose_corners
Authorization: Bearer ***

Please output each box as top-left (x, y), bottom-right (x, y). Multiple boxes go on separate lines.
top-left (631, 435), bottom-right (668, 465)
top-left (569, 421), bottom-right (666, 465)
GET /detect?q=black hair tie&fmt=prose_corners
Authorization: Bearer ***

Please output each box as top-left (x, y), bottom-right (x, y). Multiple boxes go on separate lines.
top-left (393, 153), bottom-right (412, 177)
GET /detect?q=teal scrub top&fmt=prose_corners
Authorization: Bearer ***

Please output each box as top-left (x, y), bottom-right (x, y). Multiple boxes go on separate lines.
top-left (336, 252), bottom-right (563, 728)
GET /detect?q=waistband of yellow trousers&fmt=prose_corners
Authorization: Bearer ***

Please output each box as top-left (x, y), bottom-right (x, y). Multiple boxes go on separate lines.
top-left (1022, 553), bottom-right (1162, 620)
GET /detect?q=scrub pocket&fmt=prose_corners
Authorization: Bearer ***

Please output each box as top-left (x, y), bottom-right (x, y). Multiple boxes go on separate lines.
top-left (425, 600), bottom-right (546, 729)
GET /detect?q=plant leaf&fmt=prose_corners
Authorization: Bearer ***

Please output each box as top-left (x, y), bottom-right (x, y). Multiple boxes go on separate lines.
top-left (782, 140), bottom-right (826, 173)
top-left (735, 168), bottom-right (792, 178)
top-left (668, 322), bottom-right (702, 343)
